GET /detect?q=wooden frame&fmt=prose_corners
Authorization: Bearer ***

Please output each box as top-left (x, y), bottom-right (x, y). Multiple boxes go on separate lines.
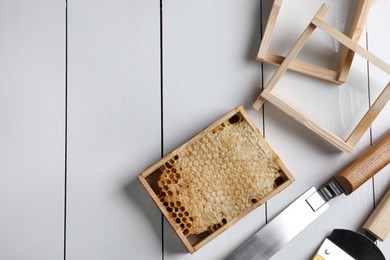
top-left (138, 106), bottom-right (294, 253)
top-left (257, 0), bottom-right (371, 84)
top-left (253, 3), bottom-right (390, 154)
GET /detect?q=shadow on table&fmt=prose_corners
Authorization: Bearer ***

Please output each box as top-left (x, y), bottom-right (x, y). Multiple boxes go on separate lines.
top-left (245, 0), bottom-right (278, 61)
top-left (123, 177), bottom-right (189, 254)
top-left (123, 178), bottom-right (162, 243)
top-left (163, 221), bottom-right (189, 255)
top-left (244, 0), bottom-right (263, 62)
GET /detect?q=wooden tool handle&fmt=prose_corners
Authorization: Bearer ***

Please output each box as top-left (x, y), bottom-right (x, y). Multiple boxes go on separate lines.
top-left (312, 253), bottom-right (325, 260)
top-left (334, 133), bottom-right (390, 195)
top-left (363, 187), bottom-right (390, 242)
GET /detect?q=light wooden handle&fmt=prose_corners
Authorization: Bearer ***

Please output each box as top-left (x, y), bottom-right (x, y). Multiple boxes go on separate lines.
top-left (334, 133), bottom-right (390, 195)
top-left (312, 253), bottom-right (325, 260)
top-left (363, 187), bottom-right (390, 241)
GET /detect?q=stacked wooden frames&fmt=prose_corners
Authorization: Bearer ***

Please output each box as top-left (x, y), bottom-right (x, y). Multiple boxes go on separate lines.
top-left (253, 3), bottom-right (390, 154)
top-left (257, 0), bottom-right (372, 84)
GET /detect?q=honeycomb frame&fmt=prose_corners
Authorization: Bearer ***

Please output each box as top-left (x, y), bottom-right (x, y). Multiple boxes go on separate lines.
top-left (138, 106), bottom-right (294, 253)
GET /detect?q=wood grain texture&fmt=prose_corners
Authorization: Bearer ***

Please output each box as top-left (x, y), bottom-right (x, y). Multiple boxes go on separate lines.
top-left (0, 1), bottom-right (65, 259)
top-left (335, 133), bottom-right (390, 195)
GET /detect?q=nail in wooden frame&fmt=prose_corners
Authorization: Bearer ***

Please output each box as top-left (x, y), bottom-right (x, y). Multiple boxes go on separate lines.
top-left (253, 3), bottom-right (390, 154)
top-left (257, 0), bottom-right (371, 84)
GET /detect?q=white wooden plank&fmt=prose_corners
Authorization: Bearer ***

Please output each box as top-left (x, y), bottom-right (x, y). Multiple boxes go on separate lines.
top-left (163, 0), bottom-right (263, 258)
top-left (66, 0), bottom-right (161, 259)
top-left (366, 0), bottom-right (390, 256)
top-left (0, 0), bottom-right (65, 259)
top-left (260, 0), bottom-right (380, 259)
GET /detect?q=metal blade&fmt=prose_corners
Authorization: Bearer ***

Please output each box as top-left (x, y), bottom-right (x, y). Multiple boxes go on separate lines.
top-left (226, 187), bottom-right (329, 260)
top-left (327, 229), bottom-right (385, 260)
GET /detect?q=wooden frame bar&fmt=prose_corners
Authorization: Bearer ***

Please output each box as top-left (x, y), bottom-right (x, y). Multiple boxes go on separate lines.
top-left (253, 4), bottom-right (329, 109)
top-left (337, 0), bottom-right (372, 82)
top-left (261, 89), bottom-right (354, 153)
top-left (312, 17), bottom-right (390, 75)
top-left (346, 83), bottom-right (390, 146)
top-left (257, 0), bottom-right (282, 59)
top-left (254, 4), bottom-right (390, 153)
top-left (257, 0), bottom-right (371, 84)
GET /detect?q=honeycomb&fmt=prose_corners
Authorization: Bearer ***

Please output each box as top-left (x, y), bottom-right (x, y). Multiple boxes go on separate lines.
top-left (157, 113), bottom-right (283, 236)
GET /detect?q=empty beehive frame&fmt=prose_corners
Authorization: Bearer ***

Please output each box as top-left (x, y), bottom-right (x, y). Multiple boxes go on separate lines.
top-left (257, 0), bottom-right (371, 84)
top-left (253, 3), bottom-right (390, 154)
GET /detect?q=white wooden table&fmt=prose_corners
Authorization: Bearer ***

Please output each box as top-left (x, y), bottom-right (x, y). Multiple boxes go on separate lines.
top-left (0, 0), bottom-right (389, 259)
